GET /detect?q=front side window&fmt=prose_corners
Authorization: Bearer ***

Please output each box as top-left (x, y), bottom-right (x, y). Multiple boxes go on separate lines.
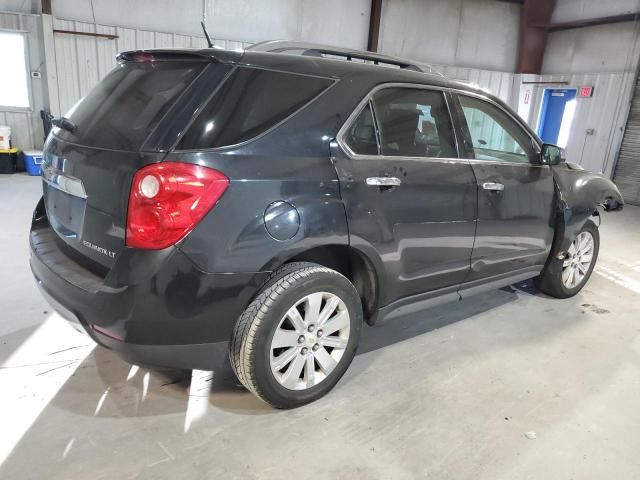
top-left (458, 94), bottom-right (537, 164)
top-left (177, 67), bottom-right (333, 149)
top-left (371, 88), bottom-right (457, 158)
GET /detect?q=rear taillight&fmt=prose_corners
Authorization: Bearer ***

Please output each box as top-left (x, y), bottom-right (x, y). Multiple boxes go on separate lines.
top-left (126, 162), bottom-right (229, 250)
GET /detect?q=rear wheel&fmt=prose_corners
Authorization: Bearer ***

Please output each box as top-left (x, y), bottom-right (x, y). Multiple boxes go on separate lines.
top-left (537, 220), bottom-right (599, 298)
top-left (229, 263), bottom-right (362, 408)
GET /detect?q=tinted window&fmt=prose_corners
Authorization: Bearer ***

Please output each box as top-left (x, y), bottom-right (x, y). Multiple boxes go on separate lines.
top-left (458, 94), bottom-right (537, 163)
top-left (372, 88), bottom-right (457, 158)
top-left (178, 67), bottom-right (333, 149)
top-left (56, 61), bottom-right (207, 151)
top-left (344, 103), bottom-right (378, 155)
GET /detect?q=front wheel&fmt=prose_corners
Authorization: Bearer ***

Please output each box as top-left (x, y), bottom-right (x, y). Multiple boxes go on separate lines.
top-left (536, 220), bottom-right (600, 298)
top-left (229, 263), bottom-right (362, 409)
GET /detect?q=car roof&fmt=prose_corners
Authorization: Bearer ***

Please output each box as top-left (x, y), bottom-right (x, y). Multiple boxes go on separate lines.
top-left (120, 47), bottom-right (487, 96)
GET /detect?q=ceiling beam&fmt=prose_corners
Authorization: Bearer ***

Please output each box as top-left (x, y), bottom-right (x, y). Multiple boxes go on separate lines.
top-left (516, 0), bottom-right (557, 74)
top-left (535, 13), bottom-right (640, 31)
top-left (367, 0), bottom-right (383, 52)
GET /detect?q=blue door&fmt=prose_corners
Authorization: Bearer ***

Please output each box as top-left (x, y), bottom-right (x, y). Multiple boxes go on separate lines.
top-left (538, 89), bottom-right (577, 145)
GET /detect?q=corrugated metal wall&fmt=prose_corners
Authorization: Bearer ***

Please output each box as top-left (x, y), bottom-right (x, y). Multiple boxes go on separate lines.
top-left (528, 72), bottom-right (636, 177)
top-left (613, 72), bottom-right (640, 205)
top-left (48, 17), bottom-right (516, 122)
top-left (50, 18), bottom-right (250, 116)
top-left (436, 65), bottom-right (514, 104)
top-left (0, 11), bottom-right (45, 150)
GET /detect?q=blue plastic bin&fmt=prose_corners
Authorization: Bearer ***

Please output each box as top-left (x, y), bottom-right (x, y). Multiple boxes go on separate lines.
top-left (23, 150), bottom-right (43, 176)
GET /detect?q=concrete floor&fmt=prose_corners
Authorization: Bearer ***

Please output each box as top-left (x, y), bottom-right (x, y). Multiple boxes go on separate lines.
top-left (1, 173), bottom-right (639, 480)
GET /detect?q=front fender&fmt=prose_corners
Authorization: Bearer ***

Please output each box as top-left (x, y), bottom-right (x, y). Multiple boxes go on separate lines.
top-left (552, 164), bottom-right (623, 255)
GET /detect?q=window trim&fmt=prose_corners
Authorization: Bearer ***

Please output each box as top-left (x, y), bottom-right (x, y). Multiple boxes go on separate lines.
top-left (171, 65), bottom-right (338, 152)
top-left (337, 83), bottom-right (463, 162)
top-left (338, 83), bottom-right (545, 168)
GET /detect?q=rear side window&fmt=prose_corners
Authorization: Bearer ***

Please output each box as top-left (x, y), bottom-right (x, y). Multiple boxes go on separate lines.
top-left (56, 61), bottom-right (207, 151)
top-left (177, 67), bottom-right (333, 149)
top-left (344, 103), bottom-right (379, 155)
top-left (372, 88), bottom-right (457, 158)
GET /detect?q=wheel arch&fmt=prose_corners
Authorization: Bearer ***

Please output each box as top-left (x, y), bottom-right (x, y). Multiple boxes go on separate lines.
top-left (266, 244), bottom-right (382, 325)
top-left (550, 167), bottom-right (622, 257)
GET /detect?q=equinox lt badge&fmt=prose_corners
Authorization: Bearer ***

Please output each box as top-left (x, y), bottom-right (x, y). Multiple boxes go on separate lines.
top-left (82, 239), bottom-right (116, 259)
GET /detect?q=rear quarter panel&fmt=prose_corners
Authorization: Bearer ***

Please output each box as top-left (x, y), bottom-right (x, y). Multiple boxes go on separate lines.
top-left (174, 78), bottom-right (363, 273)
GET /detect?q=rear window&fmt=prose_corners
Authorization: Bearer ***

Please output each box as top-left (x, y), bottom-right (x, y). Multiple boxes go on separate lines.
top-left (177, 67), bottom-right (334, 150)
top-left (55, 61), bottom-right (207, 151)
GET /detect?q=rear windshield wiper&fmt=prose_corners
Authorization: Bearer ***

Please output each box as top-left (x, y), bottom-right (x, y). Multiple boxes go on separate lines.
top-left (52, 116), bottom-right (77, 133)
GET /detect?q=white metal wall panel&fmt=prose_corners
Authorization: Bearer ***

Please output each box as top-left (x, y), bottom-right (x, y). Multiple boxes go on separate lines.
top-left (0, 112), bottom-right (30, 152)
top-left (379, 0), bottom-right (521, 72)
top-left (438, 65), bottom-right (515, 104)
top-left (95, 24), bottom-right (117, 79)
top-left (53, 19), bottom-right (81, 115)
top-left (0, 11), bottom-right (20, 28)
top-left (613, 73), bottom-right (640, 205)
top-left (51, 18), bottom-right (250, 115)
top-left (172, 34), bottom-right (192, 48)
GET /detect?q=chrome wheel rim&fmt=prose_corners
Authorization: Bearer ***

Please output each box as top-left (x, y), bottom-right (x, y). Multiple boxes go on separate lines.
top-left (562, 231), bottom-right (595, 289)
top-left (269, 292), bottom-right (350, 391)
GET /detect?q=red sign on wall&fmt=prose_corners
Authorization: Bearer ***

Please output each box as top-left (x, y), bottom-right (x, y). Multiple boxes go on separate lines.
top-left (578, 86), bottom-right (594, 98)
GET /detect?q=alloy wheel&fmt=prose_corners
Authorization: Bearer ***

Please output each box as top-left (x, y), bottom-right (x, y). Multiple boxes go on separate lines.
top-left (269, 292), bottom-right (350, 390)
top-left (562, 231), bottom-right (595, 289)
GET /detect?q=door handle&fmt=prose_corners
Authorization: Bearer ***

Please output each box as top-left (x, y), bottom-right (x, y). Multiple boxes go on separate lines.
top-left (366, 177), bottom-right (402, 187)
top-left (482, 182), bottom-right (504, 192)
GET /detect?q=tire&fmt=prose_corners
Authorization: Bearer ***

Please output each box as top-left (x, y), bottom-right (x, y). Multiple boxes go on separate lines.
top-left (229, 262), bottom-right (363, 409)
top-left (536, 220), bottom-right (600, 298)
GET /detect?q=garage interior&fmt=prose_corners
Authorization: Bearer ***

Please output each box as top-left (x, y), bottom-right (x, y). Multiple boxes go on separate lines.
top-left (1, 0), bottom-right (640, 478)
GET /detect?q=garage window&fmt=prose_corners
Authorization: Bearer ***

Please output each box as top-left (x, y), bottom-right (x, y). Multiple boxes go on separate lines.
top-left (0, 32), bottom-right (30, 109)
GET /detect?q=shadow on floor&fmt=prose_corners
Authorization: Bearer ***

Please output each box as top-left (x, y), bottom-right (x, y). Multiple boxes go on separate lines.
top-left (18, 276), bottom-right (589, 424)
top-left (43, 280), bottom-right (544, 419)
top-left (358, 282), bottom-right (525, 355)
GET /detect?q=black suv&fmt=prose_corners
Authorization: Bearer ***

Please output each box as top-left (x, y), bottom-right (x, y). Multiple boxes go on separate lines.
top-left (31, 42), bottom-right (623, 408)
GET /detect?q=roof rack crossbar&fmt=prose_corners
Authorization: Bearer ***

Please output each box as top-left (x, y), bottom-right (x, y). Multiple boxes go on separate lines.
top-left (301, 48), bottom-right (423, 72)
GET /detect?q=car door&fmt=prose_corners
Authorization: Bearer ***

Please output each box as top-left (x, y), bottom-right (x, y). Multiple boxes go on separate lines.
top-left (450, 92), bottom-right (556, 283)
top-left (331, 85), bottom-right (477, 307)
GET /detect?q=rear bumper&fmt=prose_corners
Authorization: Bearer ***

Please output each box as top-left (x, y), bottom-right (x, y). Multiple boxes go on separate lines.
top-left (30, 216), bottom-right (269, 370)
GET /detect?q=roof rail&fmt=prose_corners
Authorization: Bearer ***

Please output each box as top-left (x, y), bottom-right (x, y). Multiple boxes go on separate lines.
top-left (301, 47), bottom-right (423, 72)
top-left (247, 40), bottom-right (446, 76)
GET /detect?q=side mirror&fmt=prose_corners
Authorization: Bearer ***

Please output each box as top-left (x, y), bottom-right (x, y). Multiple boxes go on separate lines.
top-left (541, 143), bottom-right (565, 165)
